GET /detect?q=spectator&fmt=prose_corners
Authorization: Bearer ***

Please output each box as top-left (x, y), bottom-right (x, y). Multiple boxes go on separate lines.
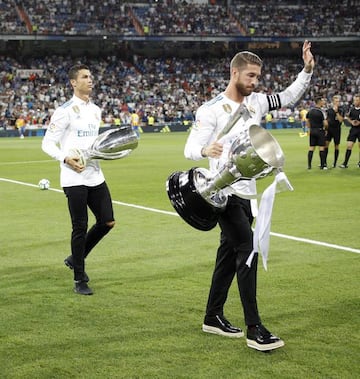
top-left (15, 114), bottom-right (26, 138)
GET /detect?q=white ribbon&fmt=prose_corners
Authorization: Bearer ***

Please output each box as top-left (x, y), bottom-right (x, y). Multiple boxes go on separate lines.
top-left (246, 171), bottom-right (294, 270)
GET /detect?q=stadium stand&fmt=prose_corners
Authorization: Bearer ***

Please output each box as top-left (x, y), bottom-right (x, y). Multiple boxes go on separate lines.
top-left (0, 1), bottom-right (358, 37)
top-left (1, 53), bottom-right (359, 134)
top-left (0, 0), bottom-right (359, 134)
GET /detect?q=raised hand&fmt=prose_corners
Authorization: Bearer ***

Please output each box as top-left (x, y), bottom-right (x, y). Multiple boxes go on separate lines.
top-left (303, 40), bottom-right (315, 73)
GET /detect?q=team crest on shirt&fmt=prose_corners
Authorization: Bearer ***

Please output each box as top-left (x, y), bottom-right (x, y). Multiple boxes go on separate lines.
top-left (223, 104), bottom-right (232, 113)
top-left (72, 105), bottom-right (80, 114)
top-left (248, 105), bottom-right (256, 114)
top-left (193, 119), bottom-right (201, 130)
top-left (48, 123), bottom-right (57, 132)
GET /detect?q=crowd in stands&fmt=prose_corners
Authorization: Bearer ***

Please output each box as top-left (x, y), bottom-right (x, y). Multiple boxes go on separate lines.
top-left (1, 53), bottom-right (359, 131)
top-left (136, 1), bottom-right (240, 35)
top-left (231, 1), bottom-right (359, 37)
top-left (1, 0), bottom-right (359, 37)
top-left (1, 1), bottom-right (358, 131)
top-left (0, 0), bottom-right (25, 34)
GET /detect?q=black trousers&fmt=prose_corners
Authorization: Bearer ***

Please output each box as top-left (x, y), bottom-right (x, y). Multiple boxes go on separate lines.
top-left (63, 182), bottom-right (114, 281)
top-left (205, 195), bottom-right (261, 326)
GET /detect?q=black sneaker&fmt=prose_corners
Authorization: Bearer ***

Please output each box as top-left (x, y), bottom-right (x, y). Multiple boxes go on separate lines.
top-left (74, 281), bottom-right (93, 295)
top-left (339, 164), bottom-right (348, 168)
top-left (64, 255), bottom-right (89, 282)
top-left (246, 324), bottom-right (284, 351)
top-left (202, 315), bottom-right (244, 338)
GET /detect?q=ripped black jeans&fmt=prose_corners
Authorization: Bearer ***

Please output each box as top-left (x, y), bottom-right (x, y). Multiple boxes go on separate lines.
top-left (63, 182), bottom-right (114, 281)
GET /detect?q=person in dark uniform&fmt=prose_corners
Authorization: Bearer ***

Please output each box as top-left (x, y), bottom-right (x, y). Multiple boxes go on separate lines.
top-left (339, 94), bottom-right (360, 168)
top-left (325, 95), bottom-right (345, 168)
top-left (306, 96), bottom-right (328, 170)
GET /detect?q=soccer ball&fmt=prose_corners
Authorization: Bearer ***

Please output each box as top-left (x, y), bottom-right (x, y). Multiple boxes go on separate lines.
top-left (38, 178), bottom-right (50, 190)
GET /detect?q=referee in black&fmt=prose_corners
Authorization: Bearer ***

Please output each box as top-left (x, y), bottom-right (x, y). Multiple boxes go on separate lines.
top-left (325, 95), bottom-right (345, 168)
top-left (339, 94), bottom-right (360, 168)
top-left (306, 96), bottom-right (328, 169)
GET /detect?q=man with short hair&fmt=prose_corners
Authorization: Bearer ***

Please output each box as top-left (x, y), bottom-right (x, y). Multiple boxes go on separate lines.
top-left (306, 96), bottom-right (328, 170)
top-left (184, 41), bottom-right (314, 351)
top-left (42, 64), bottom-right (115, 295)
top-left (325, 95), bottom-right (345, 168)
top-left (339, 94), bottom-right (360, 168)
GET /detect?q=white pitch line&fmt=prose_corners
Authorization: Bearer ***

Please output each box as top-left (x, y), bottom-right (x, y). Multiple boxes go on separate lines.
top-left (0, 177), bottom-right (63, 192)
top-left (271, 232), bottom-right (360, 254)
top-left (0, 160), bottom-right (54, 165)
top-left (1, 177), bottom-right (359, 255)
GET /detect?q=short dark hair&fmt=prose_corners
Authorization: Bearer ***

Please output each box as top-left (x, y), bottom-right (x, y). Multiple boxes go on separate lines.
top-left (230, 51), bottom-right (263, 70)
top-left (68, 64), bottom-right (90, 80)
top-left (315, 95), bottom-right (325, 104)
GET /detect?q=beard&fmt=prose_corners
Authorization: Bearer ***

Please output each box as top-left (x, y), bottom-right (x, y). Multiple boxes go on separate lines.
top-left (235, 82), bottom-right (254, 97)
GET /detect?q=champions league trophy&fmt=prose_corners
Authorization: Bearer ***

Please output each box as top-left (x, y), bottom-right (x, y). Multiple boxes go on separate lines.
top-left (166, 123), bottom-right (285, 231)
top-left (69, 125), bottom-right (139, 166)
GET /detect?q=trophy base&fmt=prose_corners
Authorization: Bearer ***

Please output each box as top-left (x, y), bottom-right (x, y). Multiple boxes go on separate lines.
top-left (166, 168), bottom-right (222, 231)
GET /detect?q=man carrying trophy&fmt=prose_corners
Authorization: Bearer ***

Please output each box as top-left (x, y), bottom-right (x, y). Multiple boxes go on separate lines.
top-left (182, 41), bottom-right (315, 351)
top-left (42, 64), bottom-right (137, 295)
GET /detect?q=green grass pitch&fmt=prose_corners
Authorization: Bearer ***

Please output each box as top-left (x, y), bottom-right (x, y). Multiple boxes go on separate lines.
top-left (0, 129), bottom-right (358, 378)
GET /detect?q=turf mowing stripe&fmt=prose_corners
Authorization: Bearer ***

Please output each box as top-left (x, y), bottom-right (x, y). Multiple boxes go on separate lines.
top-left (112, 200), bottom-right (178, 216)
top-left (1, 177), bottom-right (359, 255)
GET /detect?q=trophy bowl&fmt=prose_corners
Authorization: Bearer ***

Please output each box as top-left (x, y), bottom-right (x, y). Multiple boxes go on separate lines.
top-left (69, 125), bottom-right (139, 166)
top-left (89, 125), bottom-right (139, 160)
top-left (229, 124), bottom-right (285, 179)
top-left (166, 124), bottom-right (285, 231)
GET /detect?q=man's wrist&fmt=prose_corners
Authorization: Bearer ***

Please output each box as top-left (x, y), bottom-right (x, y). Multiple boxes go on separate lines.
top-left (201, 147), bottom-right (207, 158)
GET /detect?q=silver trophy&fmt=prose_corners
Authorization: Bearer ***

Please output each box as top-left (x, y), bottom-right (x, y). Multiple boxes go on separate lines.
top-left (166, 124), bottom-right (285, 231)
top-left (69, 126), bottom-right (139, 166)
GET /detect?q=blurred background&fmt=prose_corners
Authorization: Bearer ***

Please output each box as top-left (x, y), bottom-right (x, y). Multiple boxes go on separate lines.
top-left (1, 0), bottom-right (359, 135)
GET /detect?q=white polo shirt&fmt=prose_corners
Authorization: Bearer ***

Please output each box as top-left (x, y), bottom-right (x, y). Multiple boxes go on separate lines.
top-left (42, 95), bottom-right (105, 187)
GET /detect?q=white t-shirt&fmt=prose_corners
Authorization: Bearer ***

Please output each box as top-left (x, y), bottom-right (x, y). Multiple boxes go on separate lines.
top-left (42, 95), bottom-right (105, 187)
